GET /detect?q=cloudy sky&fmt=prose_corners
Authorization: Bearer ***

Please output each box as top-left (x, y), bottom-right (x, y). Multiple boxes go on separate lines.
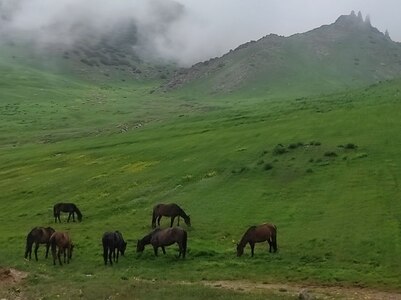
top-left (1, 0), bottom-right (400, 66)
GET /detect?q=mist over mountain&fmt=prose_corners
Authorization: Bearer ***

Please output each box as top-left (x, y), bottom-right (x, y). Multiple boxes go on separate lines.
top-left (0, 0), bottom-right (187, 64)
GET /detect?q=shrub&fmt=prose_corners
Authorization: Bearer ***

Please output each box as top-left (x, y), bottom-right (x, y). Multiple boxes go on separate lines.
top-left (273, 144), bottom-right (287, 155)
top-left (344, 143), bottom-right (358, 149)
top-left (324, 151), bottom-right (337, 157)
top-left (264, 163), bottom-right (273, 171)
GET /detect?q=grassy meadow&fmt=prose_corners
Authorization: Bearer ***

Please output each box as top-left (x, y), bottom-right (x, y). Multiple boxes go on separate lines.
top-left (1, 60), bottom-right (401, 299)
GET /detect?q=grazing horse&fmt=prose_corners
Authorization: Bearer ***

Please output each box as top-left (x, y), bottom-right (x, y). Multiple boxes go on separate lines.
top-left (137, 227), bottom-right (187, 258)
top-left (49, 231), bottom-right (74, 265)
top-left (236, 223), bottom-right (277, 257)
top-left (53, 202), bottom-right (82, 223)
top-left (24, 226), bottom-right (55, 261)
top-left (102, 231), bottom-right (127, 265)
top-left (151, 203), bottom-right (191, 228)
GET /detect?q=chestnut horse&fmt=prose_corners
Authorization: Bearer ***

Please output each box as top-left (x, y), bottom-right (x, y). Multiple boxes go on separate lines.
top-left (24, 226), bottom-right (55, 261)
top-left (102, 231), bottom-right (127, 265)
top-left (49, 231), bottom-right (74, 265)
top-left (236, 223), bottom-right (277, 257)
top-left (137, 227), bottom-right (187, 258)
top-left (53, 202), bottom-right (82, 223)
top-left (151, 203), bottom-right (191, 228)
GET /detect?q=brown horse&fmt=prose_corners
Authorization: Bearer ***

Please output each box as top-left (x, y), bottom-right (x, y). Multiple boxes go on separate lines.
top-left (137, 227), bottom-right (187, 258)
top-left (49, 231), bottom-right (74, 265)
top-left (53, 202), bottom-right (83, 223)
top-left (236, 223), bottom-right (277, 257)
top-left (24, 227), bottom-right (55, 261)
top-left (151, 203), bottom-right (191, 228)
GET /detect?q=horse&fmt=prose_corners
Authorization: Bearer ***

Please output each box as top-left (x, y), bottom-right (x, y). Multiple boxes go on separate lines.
top-left (24, 226), bottom-right (55, 261)
top-left (236, 223), bottom-right (277, 257)
top-left (137, 227), bottom-right (187, 258)
top-left (49, 231), bottom-right (74, 265)
top-left (151, 203), bottom-right (191, 228)
top-left (53, 202), bottom-right (83, 223)
top-left (102, 231), bottom-right (127, 265)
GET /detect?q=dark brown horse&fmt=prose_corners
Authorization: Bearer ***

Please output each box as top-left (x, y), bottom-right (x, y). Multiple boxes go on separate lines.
top-left (24, 227), bottom-right (55, 261)
top-left (49, 231), bottom-right (74, 265)
top-left (102, 231), bottom-right (127, 265)
top-left (151, 203), bottom-right (191, 228)
top-left (137, 227), bottom-right (187, 258)
top-left (53, 202), bottom-right (82, 223)
top-left (236, 223), bottom-right (277, 257)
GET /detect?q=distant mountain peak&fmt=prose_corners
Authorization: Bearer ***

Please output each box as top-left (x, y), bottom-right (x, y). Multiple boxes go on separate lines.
top-left (334, 11), bottom-right (371, 28)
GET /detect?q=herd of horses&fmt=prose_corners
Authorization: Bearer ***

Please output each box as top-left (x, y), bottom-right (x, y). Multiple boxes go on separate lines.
top-left (25, 202), bottom-right (278, 266)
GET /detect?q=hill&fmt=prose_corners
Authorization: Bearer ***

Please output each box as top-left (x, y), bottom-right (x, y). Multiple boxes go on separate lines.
top-left (0, 23), bottom-right (174, 83)
top-left (167, 12), bottom-right (401, 96)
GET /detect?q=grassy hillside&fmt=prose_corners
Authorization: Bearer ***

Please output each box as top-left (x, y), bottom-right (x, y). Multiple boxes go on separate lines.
top-left (1, 53), bottom-right (401, 299)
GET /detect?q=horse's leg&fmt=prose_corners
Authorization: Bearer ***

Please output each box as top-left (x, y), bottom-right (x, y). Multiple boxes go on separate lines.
top-left (103, 247), bottom-right (108, 265)
top-left (64, 248), bottom-right (67, 263)
top-left (116, 248), bottom-right (119, 263)
top-left (161, 246), bottom-right (166, 255)
top-left (72, 211), bottom-right (75, 222)
top-left (67, 212), bottom-right (71, 223)
top-left (267, 240), bottom-right (272, 253)
top-left (153, 246), bottom-right (159, 256)
top-left (58, 248), bottom-right (63, 265)
top-left (109, 248), bottom-right (113, 265)
top-left (67, 248), bottom-right (70, 264)
top-left (45, 243), bottom-right (50, 258)
top-left (57, 214), bottom-right (61, 223)
top-left (250, 242), bottom-right (255, 257)
top-left (170, 216), bottom-right (175, 227)
top-left (34, 243), bottom-right (39, 261)
top-left (177, 216), bottom-right (180, 226)
top-left (157, 216), bottom-right (162, 227)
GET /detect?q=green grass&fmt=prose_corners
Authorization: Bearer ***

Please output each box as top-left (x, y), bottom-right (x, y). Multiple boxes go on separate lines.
top-left (1, 59), bottom-right (401, 298)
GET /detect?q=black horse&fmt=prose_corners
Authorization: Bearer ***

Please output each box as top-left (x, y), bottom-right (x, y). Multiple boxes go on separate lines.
top-left (137, 227), bottom-right (187, 258)
top-left (25, 226), bottom-right (55, 261)
top-left (102, 231), bottom-right (127, 265)
top-left (53, 203), bottom-right (82, 223)
top-left (151, 203), bottom-right (191, 228)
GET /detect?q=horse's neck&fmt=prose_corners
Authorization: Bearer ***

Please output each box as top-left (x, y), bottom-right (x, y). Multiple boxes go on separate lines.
top-left (239, 234), bottom-right (249, 247)
top-left (178, 209), bottom-right (188, 219)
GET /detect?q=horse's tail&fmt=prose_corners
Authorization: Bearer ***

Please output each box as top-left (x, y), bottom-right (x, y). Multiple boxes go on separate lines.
top-left (53, 204), bottom-right (58, 222)
top-left (271, 225), bottom-right (278, 252)
top-left (102, 236), bottom-right (108, 265)
top-left (182, 230), bottom-right (187, 259)
top-left (74, 205), bottom-right (83, 222)
top-left (151, 206), bottom-right (157, 228)
top-left (49, 233), bottom-right (57, 261)
top-left (24, 230), bottom-right (34, 259)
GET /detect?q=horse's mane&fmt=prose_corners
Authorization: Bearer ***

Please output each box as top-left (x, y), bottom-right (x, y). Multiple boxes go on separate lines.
top-left (239, 226), bottom-right (257, 246)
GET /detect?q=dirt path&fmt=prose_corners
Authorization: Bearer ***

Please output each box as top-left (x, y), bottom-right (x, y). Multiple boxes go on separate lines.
top-left (200, 280), bottom-right (401, 300)
top-left (130, 277), bottom-right (401, 299)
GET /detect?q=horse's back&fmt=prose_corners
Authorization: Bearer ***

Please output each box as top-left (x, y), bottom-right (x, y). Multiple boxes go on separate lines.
top-left (154, 203), bottom-right (180, 216)
top-left (51, 231), bottom-right (71, 247)
top-left (152, 227), bottom-right (186, 245)
top-left (245, 223), bottom-right (276, 242)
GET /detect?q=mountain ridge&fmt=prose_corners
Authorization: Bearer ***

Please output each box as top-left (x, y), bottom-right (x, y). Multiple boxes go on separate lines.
top-left (165, 12), bottom-right (401, 96)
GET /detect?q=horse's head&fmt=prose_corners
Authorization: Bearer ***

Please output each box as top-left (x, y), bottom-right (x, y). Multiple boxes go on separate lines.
top-left (77, 215), bottom-right (82, 222)
top-left (136, 240), bottom-right (145, 253)
top-left (121, 241), bottom-right (127, 256)
top-left (236, 243), bottom-right (244, 257)
top-left (185, 215), bottom-right (191, 227)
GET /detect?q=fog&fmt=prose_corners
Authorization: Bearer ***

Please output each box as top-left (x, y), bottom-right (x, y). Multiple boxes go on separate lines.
top-left (0, 0), bottom-right (400, 66)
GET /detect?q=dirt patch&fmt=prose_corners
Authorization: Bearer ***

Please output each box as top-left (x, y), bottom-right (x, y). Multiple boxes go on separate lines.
top-left (201, 280), bottom-right (401, 300)
top-left (0, 268), bottom-right (28, 286)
